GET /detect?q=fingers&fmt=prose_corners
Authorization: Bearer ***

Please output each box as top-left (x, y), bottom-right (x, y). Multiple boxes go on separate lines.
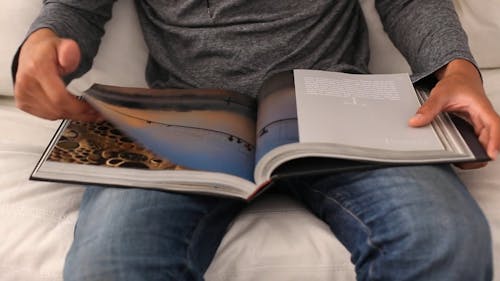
top-left (407, 79), bottom-right (500, 162)
top-left (454, 161), bottom-right (488, 170)
top-left (455, 116), bottom-right (496, 169)
top-left (57, 39), bottom-right (81, 75)
top-left (16, 73), bottom-right (101, 121)
top-left (408, 91), bottom-right (445, 127)
top-left (469, 107), bottom-right (500, 160)
top-left (37, 61), bottom-right (93, 118)
top-left (14, 29), bottom-right (101, 122)
top-left (485, 115), bottom-right (500, 160)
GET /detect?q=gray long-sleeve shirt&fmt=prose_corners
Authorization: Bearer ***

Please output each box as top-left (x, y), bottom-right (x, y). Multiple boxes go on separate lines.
top-left (20, 0), bottom-right (475, 96)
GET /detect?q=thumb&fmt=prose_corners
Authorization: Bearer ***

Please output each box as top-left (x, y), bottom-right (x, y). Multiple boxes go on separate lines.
top-left (408, 94), bottom-right (445, 127)
top-left (56, 39), bottom-right (81, 76)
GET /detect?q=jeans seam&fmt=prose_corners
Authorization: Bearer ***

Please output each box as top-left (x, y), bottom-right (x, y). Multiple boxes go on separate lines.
top-left (184, 199), bottom-right (232, 280)
top-left (308, 187), bottom-right (383, 280)
top-left (181, 208), bottom-right (210, 280)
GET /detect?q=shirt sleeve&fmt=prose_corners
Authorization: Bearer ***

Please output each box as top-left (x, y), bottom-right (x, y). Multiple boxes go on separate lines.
top-left (12, 0), bottom-right (115, 83)
top-left (374, 0), bottom-right (476, 82)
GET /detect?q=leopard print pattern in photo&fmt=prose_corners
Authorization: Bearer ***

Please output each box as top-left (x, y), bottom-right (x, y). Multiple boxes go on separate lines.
top-left (49, 121), bottom-right (184, 170)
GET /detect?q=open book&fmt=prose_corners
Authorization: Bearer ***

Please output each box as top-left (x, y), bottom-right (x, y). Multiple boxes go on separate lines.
top-left (31, 70), bottom-right (489, 200)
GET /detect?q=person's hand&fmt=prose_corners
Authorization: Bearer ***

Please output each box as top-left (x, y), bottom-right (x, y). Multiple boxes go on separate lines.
top-left (14, 28), bottom-right (100, 121)
top-left (408, 59), bottom-right (500, 169)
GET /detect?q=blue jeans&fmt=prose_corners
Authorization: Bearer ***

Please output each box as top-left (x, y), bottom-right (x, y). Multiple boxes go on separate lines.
top-left (64, 165), bottom-right (492, 280)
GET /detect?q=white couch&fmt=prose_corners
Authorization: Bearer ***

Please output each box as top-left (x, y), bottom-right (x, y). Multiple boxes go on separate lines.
top-left (1, 1), bottom-right (499, 280)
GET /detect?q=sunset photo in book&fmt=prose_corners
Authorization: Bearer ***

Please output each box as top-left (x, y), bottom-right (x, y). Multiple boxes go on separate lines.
top-left (82, 84), bottom-right (259, 180)
top-left (31, 70), bottom-right (489, 200)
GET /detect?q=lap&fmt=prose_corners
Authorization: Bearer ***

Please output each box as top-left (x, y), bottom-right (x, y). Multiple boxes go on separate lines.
top-left (279, 164), bottom-right (492, 280)
top-left (65, 186), bottom-right (245, 281)
top-left (283, 164), bottom-right (487, 245)
top-left (284, 164), bottom-right (481, 221)
top-left (65, 165), bottom-right (492, 280)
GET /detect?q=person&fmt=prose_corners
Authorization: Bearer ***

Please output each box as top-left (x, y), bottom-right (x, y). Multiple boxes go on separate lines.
top-left (12, 0), bottom-right (500, 280)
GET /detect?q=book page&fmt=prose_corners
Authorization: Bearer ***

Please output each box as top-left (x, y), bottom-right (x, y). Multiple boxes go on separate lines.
top-left (255, 71), bottom-right (299, 164)
top-left (84, 85), bottom-right (257, 181)
top-left (294, 70), bottom-right (444, 151)
top-left (44, 120), bottom-right (186, 171)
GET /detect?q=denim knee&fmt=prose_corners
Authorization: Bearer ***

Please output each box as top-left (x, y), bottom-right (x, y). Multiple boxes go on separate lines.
top-left (295, 165), bottom-right (494, 280)
top-left (382, 194), bottom-right (492, 280)
top-left (64, 236), bottom-right (200, 281)
top-left (64, 186), bottom-right (243, 281)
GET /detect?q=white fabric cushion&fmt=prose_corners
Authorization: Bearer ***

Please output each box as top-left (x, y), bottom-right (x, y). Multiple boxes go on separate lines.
top-left (361, 0), bottom-right (500, 74)
top-left (359, 0), bottom-right (411, 74)
top-left (70, 0), bottom-right (148, 89)
top-left (454, 0), bottom-right (500, 68)
top-left (205, 195), bottom-right (355, 281)
top-left (0, 99), bottom-right (81, 281)
top-left (0, 1), bottom-right (42, 96)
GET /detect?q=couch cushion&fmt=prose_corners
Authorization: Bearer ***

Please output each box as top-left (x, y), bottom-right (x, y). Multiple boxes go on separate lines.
top-left (482, 69), bottom-right (500, 108)
top-left (360, 0), bottom-right (500, 74)
top-left (205, 194), bottom-right (355, 281)
top-left (359, 0), bottom-right (411, 74)
top-left (0, 1), bottom-right (41, 96)
top-left (0, 98), bottom-right (83, 281)
top-left (454, 0), bottom-right (500, 69)
top-left (67, 0), bottom-right (148, 90)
